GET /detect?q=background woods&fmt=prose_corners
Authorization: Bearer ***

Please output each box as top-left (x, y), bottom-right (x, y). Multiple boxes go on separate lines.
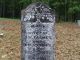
top-left (0, 0), bottom-right (80, 22)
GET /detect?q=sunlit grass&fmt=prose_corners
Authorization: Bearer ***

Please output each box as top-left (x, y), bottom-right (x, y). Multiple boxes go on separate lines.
top-left (0, 18), bottom-right (20, 21)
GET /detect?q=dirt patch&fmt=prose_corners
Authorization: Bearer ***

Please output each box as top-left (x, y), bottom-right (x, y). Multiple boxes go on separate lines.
top-left (0, 20), bottom-right (21, 60)
top-left (0, 20), bottom-right (80, 60)
top-left (56, 23), bottom-right (80, 60)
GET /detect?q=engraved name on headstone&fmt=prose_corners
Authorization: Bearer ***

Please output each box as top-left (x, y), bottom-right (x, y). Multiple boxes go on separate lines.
top-left (21, 2), bottom-right (55, 60)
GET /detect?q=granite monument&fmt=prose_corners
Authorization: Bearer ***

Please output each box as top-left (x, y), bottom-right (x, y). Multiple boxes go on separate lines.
top-left (21, 2), bottom-right (55, 60)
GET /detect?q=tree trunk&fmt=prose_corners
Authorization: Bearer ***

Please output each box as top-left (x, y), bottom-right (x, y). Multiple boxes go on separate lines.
top-left (3, 0), bottom-right (5, 17)
top-left (0, 0), bottom-right (2, 17)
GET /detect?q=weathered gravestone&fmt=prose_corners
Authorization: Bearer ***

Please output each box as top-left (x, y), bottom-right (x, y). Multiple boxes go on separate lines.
top-left (21, 2), bottom-right (55, 60)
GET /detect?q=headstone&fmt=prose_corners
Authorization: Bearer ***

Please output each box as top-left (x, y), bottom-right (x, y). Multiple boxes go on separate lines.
top-left (21, 2), bottom-right (55, 60)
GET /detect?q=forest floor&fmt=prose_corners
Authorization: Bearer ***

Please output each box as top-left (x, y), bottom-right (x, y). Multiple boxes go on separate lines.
top-left (0, 18), bottom-right (80, 60)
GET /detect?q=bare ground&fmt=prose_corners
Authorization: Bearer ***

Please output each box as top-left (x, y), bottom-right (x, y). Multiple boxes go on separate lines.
top-left (0, 19), bottom-right (80, 60)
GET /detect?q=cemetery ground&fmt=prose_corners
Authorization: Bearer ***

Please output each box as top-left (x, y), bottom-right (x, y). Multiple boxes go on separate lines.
top-left (0, 18), bottom-right (80, 60)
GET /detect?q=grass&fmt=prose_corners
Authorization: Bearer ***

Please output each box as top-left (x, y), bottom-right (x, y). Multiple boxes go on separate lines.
top-left (0, 18), bottom-right (20, 21)
top-left (0, 18), bottom-right (80, 60)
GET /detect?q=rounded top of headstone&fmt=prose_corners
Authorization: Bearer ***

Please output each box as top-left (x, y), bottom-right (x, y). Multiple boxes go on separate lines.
top-left (21, 2), bottom-right (55, 23)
